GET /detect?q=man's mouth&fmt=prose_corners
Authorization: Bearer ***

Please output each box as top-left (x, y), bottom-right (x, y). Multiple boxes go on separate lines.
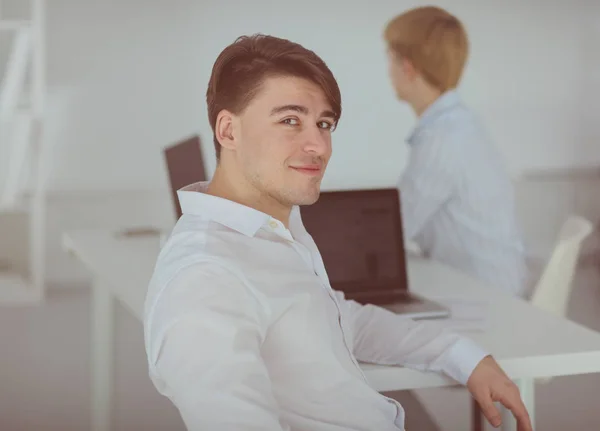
top-left (290, 164), bottom-right (322, 176)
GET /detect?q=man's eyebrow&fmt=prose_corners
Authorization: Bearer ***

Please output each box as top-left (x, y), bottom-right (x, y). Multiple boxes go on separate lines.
top-left (270, 105), bottom-right (337, 120)
top-left (320, 110), bottom-right (337, 120)
top-left (270, 104), bottom-right (309, 116)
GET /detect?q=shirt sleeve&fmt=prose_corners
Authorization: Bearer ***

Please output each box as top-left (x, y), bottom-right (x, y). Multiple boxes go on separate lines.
top-left (332, 290), bottom-right (488, 385)
top-left (399, 129), bottom-right (460, 240)
top-left (145, 262), bottom-right (289, 431)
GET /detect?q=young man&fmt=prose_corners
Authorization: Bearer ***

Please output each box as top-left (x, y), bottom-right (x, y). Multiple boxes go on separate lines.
top-left (143, 34), bottom-right (532, 431)
top-left (384, 7), bottom-right (529, 297)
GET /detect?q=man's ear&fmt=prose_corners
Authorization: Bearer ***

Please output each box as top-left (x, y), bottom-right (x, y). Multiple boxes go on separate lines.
top-left (402, 58), bottom-right (418, 81)
top-left (215, 109), bottom-right (237, 151)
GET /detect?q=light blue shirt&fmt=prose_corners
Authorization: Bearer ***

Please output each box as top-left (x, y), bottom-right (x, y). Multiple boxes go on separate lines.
top-left (399, 90), bottom-right (528, 296)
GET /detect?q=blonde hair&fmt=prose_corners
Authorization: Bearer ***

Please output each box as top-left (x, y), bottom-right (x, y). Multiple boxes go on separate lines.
top-left (384, 6), bottom-right (469, 91)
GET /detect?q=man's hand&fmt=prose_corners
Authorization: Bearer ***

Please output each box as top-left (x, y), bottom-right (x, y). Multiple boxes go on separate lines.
top-left (467, 355), bottom-right (532, 430)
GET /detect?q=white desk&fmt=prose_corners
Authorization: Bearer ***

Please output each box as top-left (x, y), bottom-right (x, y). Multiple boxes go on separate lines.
top-left (63, 229), bottom-right (600, 431)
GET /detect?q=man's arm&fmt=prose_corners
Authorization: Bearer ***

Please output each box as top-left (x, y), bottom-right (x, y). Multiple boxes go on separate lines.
top-left (333, 292), bottom-right (533, 430)
top-left (333, 290), bottom-right (486, 385)
top-left (146, 263), bottom-right (289, 431)
top-left (399, 130), bottom-right (458, 240)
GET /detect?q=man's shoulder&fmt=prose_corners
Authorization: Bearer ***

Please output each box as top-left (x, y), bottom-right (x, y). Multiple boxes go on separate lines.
top-left (151, 216), bottom-right (243, 284)
top-left (415, 106), bottom-right (493, 162)
top-left (142, 224), bottom-right (267, 340)
top-left (145, 217), bottom-right (246, 306)
top-left (142, 219), bottom-right (271, 369)
top-left (429, 105), bottom-right (483, 139)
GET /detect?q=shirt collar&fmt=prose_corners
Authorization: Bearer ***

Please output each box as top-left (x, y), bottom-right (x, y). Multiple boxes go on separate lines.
top-left (177, 181), bottom-right (304, 238)
top-left (406, 89), bottom-right (461, 145)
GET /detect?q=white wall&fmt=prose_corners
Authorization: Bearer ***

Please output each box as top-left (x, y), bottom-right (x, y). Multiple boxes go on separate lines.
top-left (581, 3), bottom-right (600, 148)
top-left (39, 0), bottom-right (599, 195)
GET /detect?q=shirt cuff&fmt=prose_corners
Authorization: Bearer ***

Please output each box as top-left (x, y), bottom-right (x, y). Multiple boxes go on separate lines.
top-left (443, 337), bottom-right (490, 385)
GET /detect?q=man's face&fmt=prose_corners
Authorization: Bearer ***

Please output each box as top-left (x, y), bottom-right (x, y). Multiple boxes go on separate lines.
top-left (387, 49), bottom-right (413, 101)
top-left (230, 75), bottom-right (336, 208)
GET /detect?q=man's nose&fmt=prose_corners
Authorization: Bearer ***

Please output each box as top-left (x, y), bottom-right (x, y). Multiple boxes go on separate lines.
top-left (302, 125), bottom-right (330, 155)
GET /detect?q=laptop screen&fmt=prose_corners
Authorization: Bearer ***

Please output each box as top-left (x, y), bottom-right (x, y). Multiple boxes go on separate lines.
top-left (163, 135), bottom-right (207, 219)
top-left (299, 188), bottom-right (408, 295)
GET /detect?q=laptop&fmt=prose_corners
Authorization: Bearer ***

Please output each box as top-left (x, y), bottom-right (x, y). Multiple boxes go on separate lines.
top-left (163, 135), bottom-right (207, 219)
top-left (300, 188), bottom-right (449, 320)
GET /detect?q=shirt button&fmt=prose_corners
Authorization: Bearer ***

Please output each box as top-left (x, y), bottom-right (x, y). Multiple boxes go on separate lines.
top-left (268, 220), bottom-right (278, 229)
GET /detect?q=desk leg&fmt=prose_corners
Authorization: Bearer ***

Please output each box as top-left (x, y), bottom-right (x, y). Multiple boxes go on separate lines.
top-left (500, 378), bottom-right (535, 431)
top-left (91, 280), bottom-right (115, 431)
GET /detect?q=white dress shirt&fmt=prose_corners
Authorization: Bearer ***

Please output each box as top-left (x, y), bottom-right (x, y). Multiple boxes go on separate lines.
top-left (143, 181), bottom-right (489, 431)
top-left (399, 90), bottom-right (528, 297)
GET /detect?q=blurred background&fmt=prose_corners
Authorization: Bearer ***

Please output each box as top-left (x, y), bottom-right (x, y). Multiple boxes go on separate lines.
top-left (0, 0), bottom-right (599, 430)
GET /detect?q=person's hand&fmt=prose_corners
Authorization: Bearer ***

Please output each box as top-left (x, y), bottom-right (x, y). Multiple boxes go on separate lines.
top-left (467, 355), bottom-right (532, 430)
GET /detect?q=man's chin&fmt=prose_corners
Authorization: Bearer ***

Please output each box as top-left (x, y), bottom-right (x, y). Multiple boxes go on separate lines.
top-left (289, 188), bottom-right (321, 207)
top-left (297, 194), bottom-right (320, 206)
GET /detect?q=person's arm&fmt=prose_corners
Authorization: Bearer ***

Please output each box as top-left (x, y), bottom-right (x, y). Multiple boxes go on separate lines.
top-left (145, 263), bottom-right (289, 431)
top-left (399, 130), bottom-right (459, 240)
top-left (332, 292), bottom-right (533, 430)
top-left (332, 290), bottom-right (486, 384)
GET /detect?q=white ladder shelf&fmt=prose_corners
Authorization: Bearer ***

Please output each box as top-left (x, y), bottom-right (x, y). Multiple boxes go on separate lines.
top-left (0, 0), bottom-right (47, 305)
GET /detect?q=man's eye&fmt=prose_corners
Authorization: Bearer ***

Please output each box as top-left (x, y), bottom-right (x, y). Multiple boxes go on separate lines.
top-left (282, 118), bottom-right (299, 125)
top-left (318, 121), bottom-right (334, 130)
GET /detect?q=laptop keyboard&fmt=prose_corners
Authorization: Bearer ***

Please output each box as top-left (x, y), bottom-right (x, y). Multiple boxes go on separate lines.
top-left (346, 290), bottom-right (423, 306)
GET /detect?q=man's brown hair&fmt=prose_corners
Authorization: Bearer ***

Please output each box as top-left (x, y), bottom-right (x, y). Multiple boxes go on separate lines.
top-left (384, 6), bottom-right (469, 92)
top-left (206, 34), bottom-right (342, 160)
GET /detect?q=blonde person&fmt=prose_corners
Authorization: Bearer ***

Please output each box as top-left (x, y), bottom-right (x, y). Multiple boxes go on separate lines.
top-left (384, 6), bottom-right (528, 297)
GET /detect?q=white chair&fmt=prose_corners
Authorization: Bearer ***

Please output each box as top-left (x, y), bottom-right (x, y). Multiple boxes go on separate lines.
top-left (472, 215), bottom-right (593, 431)
top-left (527, 215), bottom-right (593, 396)
top-left (529, 215), bottom-right (594, 318)
top-left (518, 215), bottom-right (593, 427)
